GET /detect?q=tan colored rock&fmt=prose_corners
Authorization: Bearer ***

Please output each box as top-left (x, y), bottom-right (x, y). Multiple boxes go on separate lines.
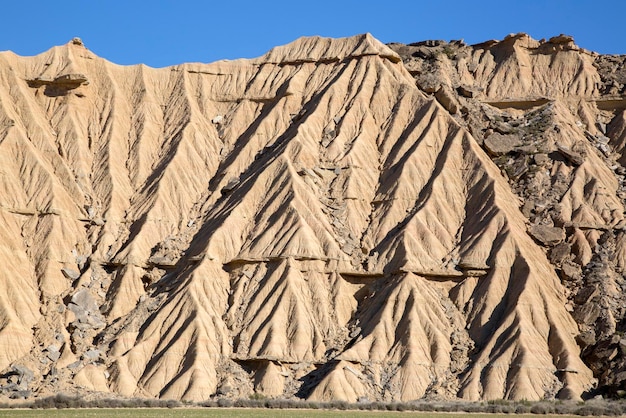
top-left (391, 32), bottom-right (626, 398)
top-left (435, 85), bottom-right (459, 114)
top-left (483, 132), bottom-right (523, 156)
top-left (253, 361), bottom-right (286, 397)
top-left (529, 224), bottom-right (566, 246)
top-left (557, 144), bottom-right (585, 166)
top-left (308, 361), bottom-right (367, 403)
top-left (0, 33), bottom-right (608, 403)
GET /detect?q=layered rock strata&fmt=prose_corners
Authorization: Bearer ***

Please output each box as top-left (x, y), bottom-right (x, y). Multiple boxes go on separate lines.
top-left (0, 33), bottom-right (620, 402)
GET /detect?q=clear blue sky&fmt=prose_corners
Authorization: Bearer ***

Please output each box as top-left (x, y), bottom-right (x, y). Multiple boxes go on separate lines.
top-left (1, 1), bottom-right (623, 68)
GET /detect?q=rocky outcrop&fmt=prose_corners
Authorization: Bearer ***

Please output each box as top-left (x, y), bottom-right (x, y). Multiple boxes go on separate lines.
top-left (0, 32), bottom-right (621, 403)
top-left (390, 32), bottom-right (626, 398)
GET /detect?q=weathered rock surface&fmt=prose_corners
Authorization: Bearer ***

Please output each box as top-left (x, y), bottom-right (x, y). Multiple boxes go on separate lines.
top-left (0, 32), bottom-right (623, 403)
top-left (529, 225), bottom-right (566, 246)
top-left (390, 32), bottom-right (626, 399)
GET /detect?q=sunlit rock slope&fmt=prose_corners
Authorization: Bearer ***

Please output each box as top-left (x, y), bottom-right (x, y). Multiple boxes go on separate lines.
top-left (2, 32), bottom-right (624, 402)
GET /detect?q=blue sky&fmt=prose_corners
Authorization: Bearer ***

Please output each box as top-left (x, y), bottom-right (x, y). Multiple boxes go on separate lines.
top-left (1, 1), bottom-right (623, 67)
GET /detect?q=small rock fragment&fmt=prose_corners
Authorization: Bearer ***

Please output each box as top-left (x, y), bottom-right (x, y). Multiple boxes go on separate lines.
top-left (456, 85), bottom-right (474, 98)
top-left (521, 199), bottom-right (535, 217)
top-left (9, 390), bottom-right (31, 399)
top-left (61, 267), bottom-right (80, 280)
top-left (556, 145), bottom-right (585, 166)
top-left (11, 365), bottom-right (34, 390)
top-left (46, 345), bottom-right (61, 362)
top-left (493, 121), bottom-right (514, 134)
top-left (76, 255), bottom-right (88, 270)
top-left (67, 361), bottom-right (82, 370)
top-left (528, 224), bottom-right (566, 246)
top-left (221, 177), bottom-right (240, 193)
top-left (84, 349), bottom-right (101, 361)
top-left (576, 330), bottom-right (596, 349)
top-left (533, 153), bottom-right (550, 166)
top-left (574, 285), bottom-right (598, 305)
top-left (434, 86), bottom-right (459, 114)
top-left (549, 242), bottom-right (571, 265)
top-left (483, 132), bottom-right (523, 156)
top-left (148, 255), bottom-right (176, 267)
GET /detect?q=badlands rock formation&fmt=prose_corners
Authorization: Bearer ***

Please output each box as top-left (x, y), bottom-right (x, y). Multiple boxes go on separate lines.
top-left (389, 33), bottom-right (626, 398)
top-left (0, 32), bottom-right (623, 402)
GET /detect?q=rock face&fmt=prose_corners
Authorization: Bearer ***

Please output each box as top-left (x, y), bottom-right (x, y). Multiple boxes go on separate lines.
top-left (0, 32), bottom-right (622, 402)
top-left (389, 32), bottom-right (626, 399)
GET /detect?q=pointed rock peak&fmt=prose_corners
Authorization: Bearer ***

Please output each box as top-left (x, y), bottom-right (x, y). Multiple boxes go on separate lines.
top-left (254, 33), bottom-right (401, 65)
top-left (69, 37), bottom-right (85, 47)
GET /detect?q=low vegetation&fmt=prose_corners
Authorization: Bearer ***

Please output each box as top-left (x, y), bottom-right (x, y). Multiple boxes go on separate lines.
top-left (1, 394), bottom-right (626, 416)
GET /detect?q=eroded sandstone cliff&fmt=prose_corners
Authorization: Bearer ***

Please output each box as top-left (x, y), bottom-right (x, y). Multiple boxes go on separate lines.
top-left (0, 32), bottom-right (622, 402)
top-left (389, 33), bottom-right (626, 398)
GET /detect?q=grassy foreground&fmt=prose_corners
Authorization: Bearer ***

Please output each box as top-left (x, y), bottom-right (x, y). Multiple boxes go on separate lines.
top-left (0, 411), bottom-right (582, 418)
top-left (2, 395), bottom-right (625, 416)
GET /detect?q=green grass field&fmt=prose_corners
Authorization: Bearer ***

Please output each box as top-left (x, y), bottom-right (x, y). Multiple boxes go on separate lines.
top-left (0, 409), bottom-right (581, 418)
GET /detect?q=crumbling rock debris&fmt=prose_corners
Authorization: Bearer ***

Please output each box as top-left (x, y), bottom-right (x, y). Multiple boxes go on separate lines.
top-left (0, 365), bottom-right (34, 397)
top-left (529, 224), bottom-right (566, 246)
top-left (390, 32), bottom-right (626, 399)
top-left (68, 289), bottom-right (105, 331)
top-left (557, 144), bottom-right (586, 166)
top-left (483, 132), bottom-right (523, 156)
